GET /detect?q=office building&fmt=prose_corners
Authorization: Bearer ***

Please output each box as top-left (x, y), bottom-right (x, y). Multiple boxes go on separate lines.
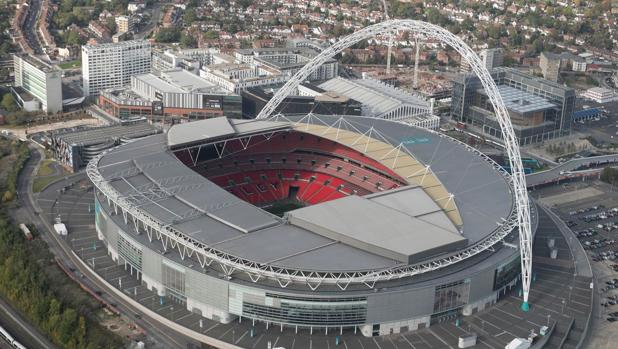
top-left (12, 54), bottom-right (62, 113)
top-left (451, 68), bottom-right (576, 145)
top-left (152, 48), bottom-right (222, 73)
top-left (235, 47), bottom-right (338, 81)
top-left (479, 48), bottom-right (503, 71)
top-left (200, 63), bottom-right (289, 94)
top-left (539, 51), bottom-right (588, 81)
top-left (82, 40), bottom-right (151, 97)
top-left (115, 15), bottom-right (134, 33)
top-left (539, 52), bottom-right (562, 82)
top-left (98, 69), bottom-right (242, 121)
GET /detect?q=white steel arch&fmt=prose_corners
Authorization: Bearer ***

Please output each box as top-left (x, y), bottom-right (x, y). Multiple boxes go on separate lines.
top-left (256, 19), bottom-right (533, 311)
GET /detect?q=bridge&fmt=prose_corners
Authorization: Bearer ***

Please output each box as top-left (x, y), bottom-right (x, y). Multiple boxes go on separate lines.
top-left (527, 154), bottom-right (618, 188)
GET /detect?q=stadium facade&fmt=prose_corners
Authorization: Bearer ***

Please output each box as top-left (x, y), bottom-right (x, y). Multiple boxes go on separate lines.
top-left (88, 115), bottom-right (533, 337)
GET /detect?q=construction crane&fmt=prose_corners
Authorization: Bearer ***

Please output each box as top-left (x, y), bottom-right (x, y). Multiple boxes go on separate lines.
top-left (382, 0), bottom-right (393, 74)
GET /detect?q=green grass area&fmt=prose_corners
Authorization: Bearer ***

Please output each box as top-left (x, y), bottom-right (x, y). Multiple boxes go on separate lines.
top-left (33, 175), bottom-right (64, 193)
top-left (563, 74), bottom-right (599, 89)
top-left (534, 164), bottom-right (551, 173)
top-left (264, 201), bottom-right (305, 217)
top-left (58, 60), bottom-right (81, 69)
top-left (37, 159), bottom-right (56, 176)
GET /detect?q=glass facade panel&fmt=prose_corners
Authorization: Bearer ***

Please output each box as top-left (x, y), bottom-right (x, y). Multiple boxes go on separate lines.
top-left (493, 256), bottom-right (520, 290)
top-left (162, 262), bottom-right (186, 297)
top-left (433, 281), bottom-right (470, 313)
top-left (117, 234), bottom-right (143, 270)
top-left (242, 294), bottom-right (367, 326)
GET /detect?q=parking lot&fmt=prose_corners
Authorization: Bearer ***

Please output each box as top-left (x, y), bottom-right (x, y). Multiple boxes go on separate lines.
top-left (571, 99), bottom-right (618, 145)
top-left (534, 180), bottom-right (618, 348)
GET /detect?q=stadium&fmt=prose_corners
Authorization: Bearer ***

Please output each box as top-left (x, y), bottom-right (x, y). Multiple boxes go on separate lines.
top-left (87, 112), bottom-right (535, 337)
top-left (84, 20), bottom-right (537, 340)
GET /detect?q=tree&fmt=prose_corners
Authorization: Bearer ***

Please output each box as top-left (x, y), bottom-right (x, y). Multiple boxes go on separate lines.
top-left (601, 167), bottom-right (618, 185)
top-left (1, 94), bottom-right (16, 112)
top-left (184, 9), bottom-right (197, 25)
top-left (65, 30), bottom-right (82, 46)
top-left (203, 30), bottom-right (219, 40)
top-left (105, 17), bottom-right (117, 35)
top-left (155, 28), bottom-right (181, 43)
top-left (180, 33), bottom-right (197, 48)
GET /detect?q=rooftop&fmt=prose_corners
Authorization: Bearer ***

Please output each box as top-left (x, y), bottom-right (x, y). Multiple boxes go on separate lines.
top-left (15, 54), bottom-right (59, 73)
top-left (135, 69), bottom-right (231, 95)
top-left (53, 122), bottom-right (158, 146)
top-left (478, 85), bottom-right (557, 114)
top-left (319, 77), bottom-right (430, 116)
top-left (83, 39), bottom-right (149, 51)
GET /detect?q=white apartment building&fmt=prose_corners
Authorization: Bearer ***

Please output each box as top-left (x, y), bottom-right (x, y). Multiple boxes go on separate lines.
top-left (82, 40), bottom-right (151, 96)
top-left (13, 54), bottom-right (63, 113)
top-left (582, 87), bottom-right (617, 104)
top-left (199, 63), bottom-right (288, 94)
top-left (152, 48), bottom-right (220, 74)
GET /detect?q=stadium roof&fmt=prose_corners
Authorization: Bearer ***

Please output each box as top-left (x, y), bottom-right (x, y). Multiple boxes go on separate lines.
top-left (94, 116), bottom-right (513, 273)
top-left (166, 117), bottom-right (291, 148)
top-left (318, 77), bottom-right (430, 117)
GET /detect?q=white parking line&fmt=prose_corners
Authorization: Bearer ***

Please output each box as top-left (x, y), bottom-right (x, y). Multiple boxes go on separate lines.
top-left (251, 334), bottom-right (264, 348)
top-left (494, 306), bottom-right (523, 320)
top-left (205, 323), bottom-right (219, 333)
top-left (427, 328), bottom-right (454, 349)
top-left (400, 334), bottom-right (417, 348)
top-left (235, 330), bottom-right (248, 344)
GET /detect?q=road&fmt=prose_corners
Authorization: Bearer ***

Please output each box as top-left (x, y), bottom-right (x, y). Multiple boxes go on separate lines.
top-left (134, 3), bottom-right (163, 40)
top-left (15, 145), bottom-right (200, 349)
top-left (87, 105), bottom-right (120, 125)
top-left (21, 0), bottom-right (44, 55)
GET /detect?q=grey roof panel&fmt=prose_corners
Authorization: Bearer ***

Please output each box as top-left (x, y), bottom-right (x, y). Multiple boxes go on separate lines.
top-left (287, 195), bottom-right (467, 264)
top-left (207, 201), bottom-right (280, 233)
top-left (166, 117), bottom-right (291, 148)
top-left (212, 224), bottom-right (334, 263)
top-left (167, 117), bottom-right (236, 147)
top-left (367, 186), bottom-right (443, 217)
top-left (175, 216), bottom-right (244, 245)
top-left (273, 242), bottom-right (400, 271)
